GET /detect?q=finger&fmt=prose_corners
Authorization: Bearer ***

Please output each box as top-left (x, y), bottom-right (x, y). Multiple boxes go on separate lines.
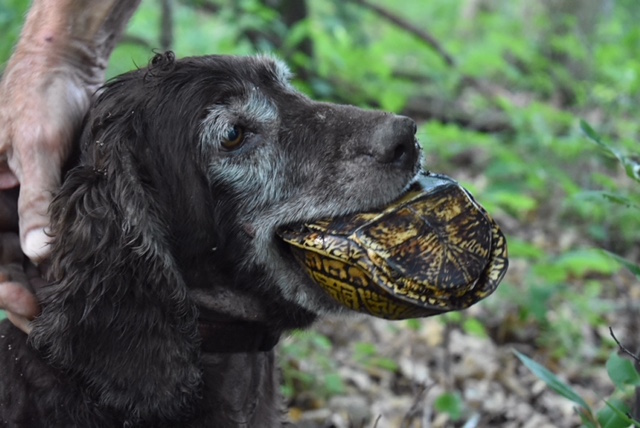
top-left (0, 280), bottom-right (39, 319)
top-left (14, 152), bottom-right (62, 262)
top-left (0, 258), bottom-right (39, 318)
top-left (0, 164), bottom-right (19, 189)
top-left (7, 312), bottom-right (33, 334)
top-left (6, 79), bottom-right (81, 263)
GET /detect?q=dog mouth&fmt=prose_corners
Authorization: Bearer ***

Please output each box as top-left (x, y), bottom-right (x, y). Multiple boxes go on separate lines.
top-left (275, 170), bottom-right (423, 238)
top-left (261, 169), bottom-right (426, 315)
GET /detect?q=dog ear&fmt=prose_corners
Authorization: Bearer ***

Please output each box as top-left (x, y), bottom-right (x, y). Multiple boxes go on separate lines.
top-left (29, 99), bottom-right (202, 424)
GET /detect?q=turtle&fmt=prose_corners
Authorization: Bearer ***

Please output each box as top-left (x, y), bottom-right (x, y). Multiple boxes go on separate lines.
top-left (277, 172), bottom-right (508, 320)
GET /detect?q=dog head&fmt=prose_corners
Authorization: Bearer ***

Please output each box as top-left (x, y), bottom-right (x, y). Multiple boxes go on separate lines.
top-left (191, 54), bottom-right (422, 314)
top-left (29, 52), bottom-right (421, 424)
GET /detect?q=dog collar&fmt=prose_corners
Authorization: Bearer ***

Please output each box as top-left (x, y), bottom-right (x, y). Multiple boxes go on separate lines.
top-left (198, 320), bottom-right (280, 353)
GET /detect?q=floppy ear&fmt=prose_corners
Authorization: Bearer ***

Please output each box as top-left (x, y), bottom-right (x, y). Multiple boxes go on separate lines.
top-left (29, 105), bottom-right (201, 424)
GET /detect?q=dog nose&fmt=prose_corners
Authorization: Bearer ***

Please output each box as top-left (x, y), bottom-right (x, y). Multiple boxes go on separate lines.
top-left (371, 115), bottom-right (419, 167)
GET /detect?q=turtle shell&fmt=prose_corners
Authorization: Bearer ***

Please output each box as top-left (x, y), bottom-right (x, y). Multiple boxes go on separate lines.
top-left (277, 172), bottom-right (508, 320)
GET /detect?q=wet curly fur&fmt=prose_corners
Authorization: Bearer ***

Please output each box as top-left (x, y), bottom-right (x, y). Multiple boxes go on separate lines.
top-left (0, 53), bottom-right (420, 427)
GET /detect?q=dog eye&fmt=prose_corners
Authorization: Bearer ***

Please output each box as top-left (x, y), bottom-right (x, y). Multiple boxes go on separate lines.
top-left (221, 126), bottom-right (245, 150)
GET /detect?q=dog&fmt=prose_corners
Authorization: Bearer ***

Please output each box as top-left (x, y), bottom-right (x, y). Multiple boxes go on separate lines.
top-left (0, 52), bottom-right (421, 427)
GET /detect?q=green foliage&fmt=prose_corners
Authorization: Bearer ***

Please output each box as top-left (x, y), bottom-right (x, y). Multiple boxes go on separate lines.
top-left (606, 353), bottom-right (640, 390)
top-left (580, 122), bottom-right (640, 276)
top-left (353, 342), bottom-right (399, 372)
top-left (516, 350), bottom-right (640, 428)
top-left (603, 251), bottom-right (640, 281)
top-left (515, 350), bottom-right (590, 410)
top-left (0, 0), bottom-right (29, 65)
top-left (461, 317), bottom-right (488, 338)
top-left (434, 391), bottom-right (464, 421)
top-left (581, 121), bottom-right (640, 184)
top-left (279, 330), bottom-right (344, 400)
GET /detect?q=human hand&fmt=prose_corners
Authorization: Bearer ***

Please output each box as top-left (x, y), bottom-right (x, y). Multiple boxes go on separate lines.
top-left (0, 0), bottom-right (140, 333)
top-left (0, 50), bottom-right (96, 333)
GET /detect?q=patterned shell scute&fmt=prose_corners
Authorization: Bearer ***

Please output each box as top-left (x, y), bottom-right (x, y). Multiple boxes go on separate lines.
top-left (356, 184), bottom-right (493, 295)
top-left (277, 172), bottom-right (508, 320)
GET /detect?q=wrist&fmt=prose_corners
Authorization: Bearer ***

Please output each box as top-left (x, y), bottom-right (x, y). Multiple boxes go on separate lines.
top-left (12, 0), bottom-right (140, 89)
top-left (5, 45), bottom-right (106, 98)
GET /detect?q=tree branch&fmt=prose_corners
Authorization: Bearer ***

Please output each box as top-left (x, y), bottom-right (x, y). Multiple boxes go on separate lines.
top-left (160, 0), bottom-right (174, 51)
top-left (351, 0), bottom-right (455, 67)
top-left (177, 0), bottom-right (220, 14)
top-left (119, 34), bottom-right (154, 50)
top-left (609, 327), bottom-right (640, 365)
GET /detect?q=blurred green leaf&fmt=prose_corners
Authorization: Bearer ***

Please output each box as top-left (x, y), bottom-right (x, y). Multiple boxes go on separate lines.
top-left (323, 373), bottom-right (345, 395)
top-left (462, 318), bottom-right (488, 338)
top-left (514, 350), bottom-right (591, 411)
top-left (354, 342), bottom-right (377, 357)
top-left (600, 250), bottom-right (640, 280)
top-left (434, 392), bottom-right (463, 421)
top-left (311, 333), bottom-right (333, 350)
top-left (600, 399), bottom-right (640, 428)
top-left (485, 190), bottom-right (538, 218)
top-left (554, 249), bottom-right (621, 278)
top-left (371, 357), bottom-right (399, 372)
top-left (405, 318), bottom-right (422, 331)
top-left (606, 352), bottom-right (640, 389)
top-left (577, 191), bottom-right (640, 209)
top-left (581, 120), bottom-right (640, 183)
top-left (507, 238), bottom-right (546, 260)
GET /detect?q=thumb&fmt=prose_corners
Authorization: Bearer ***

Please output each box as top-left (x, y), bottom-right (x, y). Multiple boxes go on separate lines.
top-left (15, 153), bottom-right (63, 263)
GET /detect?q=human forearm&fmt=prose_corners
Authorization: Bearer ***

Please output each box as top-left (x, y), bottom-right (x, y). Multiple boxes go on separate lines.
top-left (12, 0), bottom-right (141, 88)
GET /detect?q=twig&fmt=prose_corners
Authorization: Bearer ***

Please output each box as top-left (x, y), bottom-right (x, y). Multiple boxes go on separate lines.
top-left (609, 327), bottom-right (640, 365)
top-left (120, 34), bottom-right (154, 50)
top-left (160, 0), bottom-right (174, 51)
top-left (178, 0), bottom-right (220, 14)
top-left (400, 383), bottom-right (433, 428)
top-left (372, 414), bottom-right (382, 428)
top-left (611, 326), bottom-right (640, 422)
top-left (351, 0), bottom-right (455, 67)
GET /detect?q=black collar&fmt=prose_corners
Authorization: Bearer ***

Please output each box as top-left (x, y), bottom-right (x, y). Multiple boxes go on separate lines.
top-left (198, 320), bottom-right (280, 353)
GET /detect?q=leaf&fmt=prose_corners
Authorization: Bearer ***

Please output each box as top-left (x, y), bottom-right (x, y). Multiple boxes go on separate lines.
top-left (405, 318), bottom-right (422, 331)
top-left (506, 238), bottom-right (545, 260)
top-left (554, 248), bottom-right (621, 278)
top-left (371, 357), bottom-right (399, 372)
top-left (580, 120), bottom-right (625, 163)
top-left (581, 120), bottom-right (640, 183)
top-left (577, 191), bottom-right (640, 209)
top-left (323, 373), bottom-right (345, 396)
top-left (462, 318), bottom-right (488, 338)
top-left (485, 190), bottom-right (538, 218)
top-left (606, 352), bottom-right (640, 389)
top-left (600, 250), bottom-right (640, 280)
top-left (434, 392), bottom-right (463, 421)
top-left (581, 120), bottom-right (612, 152)
top-left (597, 405), bottom-right (624, 428)
top-left (513, 350), bottom-right (591, 411)
top-left (310, 333), bottom-right (333, 350)
top-left (354, 342), bottom-right (378, 357)
top-left (601, 399), bottom-right (640, 428)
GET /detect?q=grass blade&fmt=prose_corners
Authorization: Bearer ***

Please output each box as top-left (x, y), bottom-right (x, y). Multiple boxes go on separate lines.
top-left (513, 350), bottom-right (591, 410)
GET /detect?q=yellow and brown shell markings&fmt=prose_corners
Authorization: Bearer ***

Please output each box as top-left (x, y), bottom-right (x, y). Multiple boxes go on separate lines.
top-left (278, 172), bottom-right (508, 320)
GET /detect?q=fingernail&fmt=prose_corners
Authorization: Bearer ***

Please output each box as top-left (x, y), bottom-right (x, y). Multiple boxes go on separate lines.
top-left (23, 229), bottom-right (51, 263)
